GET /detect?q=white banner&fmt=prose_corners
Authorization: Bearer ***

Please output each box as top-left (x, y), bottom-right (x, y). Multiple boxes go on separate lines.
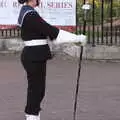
top-left (0, 0), bottom-right (76, 26)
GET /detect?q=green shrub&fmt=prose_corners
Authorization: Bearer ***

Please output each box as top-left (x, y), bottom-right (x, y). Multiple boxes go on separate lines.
top-left (77, 0), bottom-right (120, 25)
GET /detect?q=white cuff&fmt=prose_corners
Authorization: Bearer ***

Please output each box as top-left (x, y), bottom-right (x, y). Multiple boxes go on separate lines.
top-left (53, 30), bottom-right (79, 44)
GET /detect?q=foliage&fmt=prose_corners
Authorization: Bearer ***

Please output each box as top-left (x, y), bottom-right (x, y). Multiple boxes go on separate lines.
top-left (77, 0), bottom-right (120, 25)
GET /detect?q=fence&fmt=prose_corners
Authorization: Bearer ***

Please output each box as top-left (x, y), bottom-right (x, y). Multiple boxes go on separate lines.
top-left (0, 0), bottom-right (120, 46)
top-left (77, 0), bottom-right (120, 46)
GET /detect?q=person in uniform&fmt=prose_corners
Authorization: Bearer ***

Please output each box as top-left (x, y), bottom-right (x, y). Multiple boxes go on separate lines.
top-left (17, 0), bottom-right (87, 120)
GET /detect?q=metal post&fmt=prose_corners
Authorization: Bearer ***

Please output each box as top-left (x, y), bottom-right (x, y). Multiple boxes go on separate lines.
top-left (101, 0), bottom-right (104, 44)
top-left (110, 0), bottom-right (113, 45)
top-left (92, 0), bottom-right (95, 46)
top-left (73, 1), bottom-right (91, 120)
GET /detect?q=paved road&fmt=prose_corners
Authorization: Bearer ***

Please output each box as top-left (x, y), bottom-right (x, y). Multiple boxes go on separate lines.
top-left (0, 54), bottom-right (120, 120)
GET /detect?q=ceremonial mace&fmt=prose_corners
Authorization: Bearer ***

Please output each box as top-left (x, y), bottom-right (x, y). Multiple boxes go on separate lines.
top-left (73, 1), bottom-right (91, 120)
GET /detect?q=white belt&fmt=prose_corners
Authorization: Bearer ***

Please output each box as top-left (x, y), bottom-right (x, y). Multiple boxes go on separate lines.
top-left (24, 39), bottom-right (48, 46)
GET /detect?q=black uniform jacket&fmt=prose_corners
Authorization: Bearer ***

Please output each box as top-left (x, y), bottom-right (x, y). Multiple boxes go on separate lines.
top-left (18, 5), bottom-right (59, 61)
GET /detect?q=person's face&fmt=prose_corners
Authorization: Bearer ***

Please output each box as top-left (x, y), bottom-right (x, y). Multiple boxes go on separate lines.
top-left (30, 0), bottom-right (40, 7)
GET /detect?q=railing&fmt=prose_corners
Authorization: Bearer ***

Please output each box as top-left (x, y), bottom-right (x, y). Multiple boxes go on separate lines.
top-left (77, 0), bottom-right (120, 46)
top-left (0, 27), bottom-right (21, 39)
top-left (77, 25), bottom-right (120, 46)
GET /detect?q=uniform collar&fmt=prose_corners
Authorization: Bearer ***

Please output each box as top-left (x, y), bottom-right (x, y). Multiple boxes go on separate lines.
top-left (18, 5), bottom-right (35, 27)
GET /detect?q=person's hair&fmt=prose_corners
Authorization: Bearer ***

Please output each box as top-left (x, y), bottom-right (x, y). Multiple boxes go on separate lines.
top-left (18, 0), bottom-right (29, 4)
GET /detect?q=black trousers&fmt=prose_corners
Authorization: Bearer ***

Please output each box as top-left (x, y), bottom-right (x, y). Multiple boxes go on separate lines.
top-left (21, 57), bottom-right (47, 115)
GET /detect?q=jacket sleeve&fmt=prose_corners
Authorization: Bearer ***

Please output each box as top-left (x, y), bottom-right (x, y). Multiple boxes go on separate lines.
top-left (23, 11), bottom-right (87, 44)
top-left (24, 11), bottom-right (59, 40)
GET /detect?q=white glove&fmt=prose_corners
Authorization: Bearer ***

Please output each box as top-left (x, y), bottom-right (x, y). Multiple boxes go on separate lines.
top-left (77, 34), bottom-right (87, 46)
top-left (53, 30), bottom-right (87, 45)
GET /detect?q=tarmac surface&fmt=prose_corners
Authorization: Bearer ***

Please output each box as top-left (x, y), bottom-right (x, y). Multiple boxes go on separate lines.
top-left (0, 54), bottom-right (120, 120)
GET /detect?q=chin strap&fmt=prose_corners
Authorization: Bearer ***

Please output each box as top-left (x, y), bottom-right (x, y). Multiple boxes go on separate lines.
top-left (36, 0), bottom-right (39, 6)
